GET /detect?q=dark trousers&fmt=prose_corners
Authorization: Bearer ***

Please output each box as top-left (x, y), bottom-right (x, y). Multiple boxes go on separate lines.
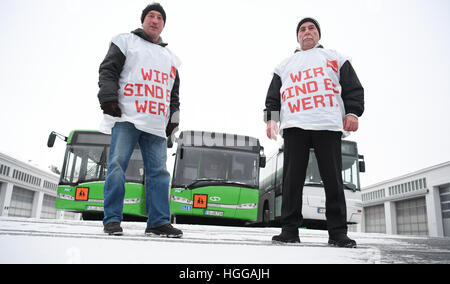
top-left (281, 128), bottom-right (347, 236)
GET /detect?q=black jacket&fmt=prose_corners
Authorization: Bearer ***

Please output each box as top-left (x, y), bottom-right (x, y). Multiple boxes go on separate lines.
top-left (264, 46), bottom-right (364, 122)
top-left (97, 28), bottom-right (180, 123)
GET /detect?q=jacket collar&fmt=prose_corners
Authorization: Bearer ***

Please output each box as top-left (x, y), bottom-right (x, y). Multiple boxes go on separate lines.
top-left (294, 44), bottom-right (323, 53)
top-left (131, 28), bottom-right (168, 47)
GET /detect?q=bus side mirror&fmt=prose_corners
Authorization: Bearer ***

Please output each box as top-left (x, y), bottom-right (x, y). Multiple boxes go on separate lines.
top-left (47, 132), bottom-right (57, 148)
top-left (260, 156), bottom-right (266, 168)
top-left (47, 131), bottom-right (68, 148)
top-left (358, 155), bottom-right (365, 173)
top-left (359, 161), bottom-right (366, 173)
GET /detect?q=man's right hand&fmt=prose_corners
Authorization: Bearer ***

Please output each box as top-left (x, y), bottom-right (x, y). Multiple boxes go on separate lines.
top-left (266, 120), bottom-right (279, 141)
top-left (101, 101), bottom-right (122, 117)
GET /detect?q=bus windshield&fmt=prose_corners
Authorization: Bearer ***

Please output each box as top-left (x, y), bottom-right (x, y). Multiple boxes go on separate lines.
top-left (173, 147), bottom-right (259, 189)
top-left (60, 144), bottom-right (144, 185)
top-left (305, 151), bottom-right (360, 191)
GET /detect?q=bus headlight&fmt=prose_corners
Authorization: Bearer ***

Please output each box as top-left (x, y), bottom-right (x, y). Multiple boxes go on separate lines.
top-left (171, 195), bottom-right (193, 205)
top-left (237, 203), bottom-right (257, 209)
top-left (124, 198), bottom-right (142, 204)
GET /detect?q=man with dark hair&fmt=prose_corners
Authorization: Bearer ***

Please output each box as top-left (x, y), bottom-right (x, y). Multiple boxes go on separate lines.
top-left (264, 18), bottom-right (364, 247)
top-left (98, 3), bottom-right (182, 238)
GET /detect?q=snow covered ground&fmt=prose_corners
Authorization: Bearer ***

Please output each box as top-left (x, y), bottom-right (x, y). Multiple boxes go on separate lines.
top-left (0, 217), bottom-right (448, 264)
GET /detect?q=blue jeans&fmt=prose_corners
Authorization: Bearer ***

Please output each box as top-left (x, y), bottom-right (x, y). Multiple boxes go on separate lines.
top-left (103, 122), bottom-right (171, 229)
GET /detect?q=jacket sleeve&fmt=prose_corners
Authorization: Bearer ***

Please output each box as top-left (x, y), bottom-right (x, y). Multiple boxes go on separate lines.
top-left (340, 61), bottom-right (364, 117)
top-left (263, 74), bottom-right (282, 122)
top-left (169, 70), bottom-right (180, 123)
top-left (97, 42), bottom-right (126, 105)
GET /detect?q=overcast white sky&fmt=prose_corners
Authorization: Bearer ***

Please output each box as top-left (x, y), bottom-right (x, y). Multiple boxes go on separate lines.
top-left (1, 0), bottom-right (449, 187)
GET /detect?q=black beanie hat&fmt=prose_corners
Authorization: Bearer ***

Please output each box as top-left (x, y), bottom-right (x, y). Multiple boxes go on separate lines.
top-left (296, 17), bottom-right (321, 39)
top-left (141, 3), bottom-right (166, 25)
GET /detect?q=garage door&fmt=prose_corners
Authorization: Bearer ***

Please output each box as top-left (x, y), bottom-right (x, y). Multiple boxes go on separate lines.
top-left (41, 195), bottom-right (56, 219)
top-left (9, 187), bottom-right (34, 217)
top-left (396, 197), bottom-right (428, 236)
top-left (440, 186), bottom-right (450, 237)
top-left (364, 204), bottom-right (386, 233)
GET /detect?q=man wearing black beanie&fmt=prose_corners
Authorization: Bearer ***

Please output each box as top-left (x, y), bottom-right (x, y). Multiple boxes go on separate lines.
top-left (98, 3), bottom-right (182, 238)
top-left (141, 3), bottom-right (167, 26)
top-left (264, 17), bottom-right (364, 248)
top-left (296, 17), bottom-right (321, 40)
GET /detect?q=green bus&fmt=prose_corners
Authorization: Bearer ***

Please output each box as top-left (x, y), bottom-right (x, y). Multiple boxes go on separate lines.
top-left (48, 129), bottom-right (266, 223)
top-left (169, 131), bottom-right (266, 224)
top-left (48, 130), bottom-right (146, 220)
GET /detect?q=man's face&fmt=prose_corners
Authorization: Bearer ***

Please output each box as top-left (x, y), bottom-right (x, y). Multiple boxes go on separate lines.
top-left (142, 10), bottom-right (164, 43)
top-left (297, 22), bottom-right (320, 51)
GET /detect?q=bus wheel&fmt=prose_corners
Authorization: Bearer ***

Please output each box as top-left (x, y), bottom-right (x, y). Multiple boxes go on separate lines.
top-left (82, 212), bottom-right (103, 221)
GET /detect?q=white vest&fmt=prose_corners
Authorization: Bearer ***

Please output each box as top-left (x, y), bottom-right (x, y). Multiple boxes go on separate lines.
top-left (99, 33), bottom-right (181, 138)
top-left (275, 47), bottom-right (349, 135)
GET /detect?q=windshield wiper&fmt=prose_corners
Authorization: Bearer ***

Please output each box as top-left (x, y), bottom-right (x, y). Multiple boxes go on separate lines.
top-left (221, 180), bottom-right (257, 189)
top-left (223, 181), bottom-right (248, 186)
top-left (182, 178), bottom-right (256, 190)
top-left (185, 178), bottom-right (226, 189)
top-left (343, 183), bottom-right (357, 192)
top-left (304, 181), bottom-right (357, 192)
top-left (304, 181), bottom-right (323, 186)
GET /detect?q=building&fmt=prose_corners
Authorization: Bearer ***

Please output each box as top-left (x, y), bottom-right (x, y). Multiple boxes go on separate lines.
top-left (361, 161), bottom-right (450, 237)
top-left (0, 151), bottom-right (80, 220)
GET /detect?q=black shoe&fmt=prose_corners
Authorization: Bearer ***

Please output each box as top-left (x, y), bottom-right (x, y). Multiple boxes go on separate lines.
top-left (145, 223), bottom-right (183, 238)
top-left (272, 231), bottom-right (300, 244)
top-left (328, 234), bottom-right (357, 248)
top-left (104, 222), bottom-right (123, 235)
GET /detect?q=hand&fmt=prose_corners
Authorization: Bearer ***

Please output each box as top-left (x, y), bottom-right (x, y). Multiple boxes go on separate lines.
top-left (266, 120), bottom-right (279, 141)
top-left (166, 122), bottom-right (179, 138)
top-left (343, 115), bottom-right (359, 132)
top-left (166, 123), bottom-right (179, 149)
top-left (101, 101), bottom-right (122, 117)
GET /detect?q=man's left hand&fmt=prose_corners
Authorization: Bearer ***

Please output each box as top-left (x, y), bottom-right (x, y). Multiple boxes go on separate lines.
top-left (343, 115), bottom-right (359, 132)
top-left (166, 122), bottom-right (179, 149)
